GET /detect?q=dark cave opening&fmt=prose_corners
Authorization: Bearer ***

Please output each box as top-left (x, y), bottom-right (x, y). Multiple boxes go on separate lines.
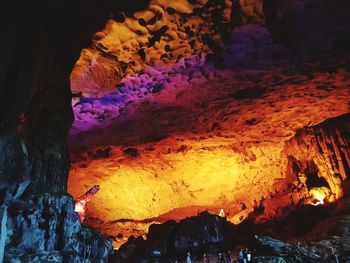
top-left (304, 160), bottom-right (329, 188)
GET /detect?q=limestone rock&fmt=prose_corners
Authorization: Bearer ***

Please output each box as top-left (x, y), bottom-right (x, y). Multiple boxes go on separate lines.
top-left (4, 194), bottom-right (113, 263)
top-left (254, 235), bottom-right (322, 263)
top-left (284, 113), bottom-right (350, 202)
top-left (111, 212), bottom-right (228, 262)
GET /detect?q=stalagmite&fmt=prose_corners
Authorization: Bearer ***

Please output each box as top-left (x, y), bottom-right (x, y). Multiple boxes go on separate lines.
top-left (74, 185), bottom-right (100, 222)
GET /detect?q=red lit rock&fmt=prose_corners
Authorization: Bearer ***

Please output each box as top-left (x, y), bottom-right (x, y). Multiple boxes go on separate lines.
top-left (74, 185), bottom-right (100, 222)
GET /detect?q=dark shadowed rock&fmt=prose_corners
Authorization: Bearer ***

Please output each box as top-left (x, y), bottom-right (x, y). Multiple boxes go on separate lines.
top-left (89, 147), bottom-right (112, 160)
top-left (233, 87), bottom-right (265, 100)
top-left (264, 0), bottom-right (350, 54)
top-left (5, 194), bottom-right (113, 263)
top-left (254, 236), bottom-right (322, 263)
top-left (123, 147), bottom-right (140, 158)
top-left (110, 212), bottom-right (229, 262)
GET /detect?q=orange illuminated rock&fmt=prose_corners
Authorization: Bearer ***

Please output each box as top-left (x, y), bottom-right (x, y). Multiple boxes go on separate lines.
top-left (70, 0), bottom-right (263, 97)
top-left (283, 113), bottom-right (350, 203)
top-left (71, 49), bottom-right (123, 97)
top-left (68, 58), bottom-right (350, 244)
top-left (67, 0), bottom-right (350, 248)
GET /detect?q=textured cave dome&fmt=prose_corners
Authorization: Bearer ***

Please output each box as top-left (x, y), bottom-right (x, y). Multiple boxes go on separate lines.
top-left (66, 0), bottom-right (350, 250)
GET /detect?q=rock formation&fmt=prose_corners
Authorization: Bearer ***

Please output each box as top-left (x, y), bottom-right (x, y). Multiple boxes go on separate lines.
top-left (110, 212), bottom-right (231, 262)
top-left (5, 194), bottom-right (113, 262)
top-left (0, 0), bottom-right (143, 262)
top-left (284, 113), bottom-right (350, 202)
top-left (109, 212), bottom-right (324, 262)
top-left (254, 235), bottom-right (321, 263)
top-left (1, 0), bottom-right (350, 262)
top-left (71, 0), bottom-right (264, 97)
top-left (68, 35), bottom-right (350, 247)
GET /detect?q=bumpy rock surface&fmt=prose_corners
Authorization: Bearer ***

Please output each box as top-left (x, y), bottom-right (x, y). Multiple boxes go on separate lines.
top-left (111, 212), bottom-right (229, 262)
top-left (259, 113), bottom-right (350, 222)
top-left (284, 113), bottom-right (350, 201)
top-left (4, 194), bottom-right (113, 263)
top-left (289, 195), bottom-right (350, 262)
top-left (71, 0), bottom-right (264, 97)
top-left (0, 0), bottom-right (115, 194)
top-left (0, 1), bottom-right (151, 261)
top-left (254, 236), bottom-right (322, 263)
top-left (110, 213), bottom-right (324, 262)
top-left (68, 26), bottom-right (350, 244)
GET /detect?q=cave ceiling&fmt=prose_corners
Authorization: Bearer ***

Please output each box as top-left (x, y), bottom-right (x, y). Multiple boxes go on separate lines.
top-left (65, 0), bottom-right (350, 248)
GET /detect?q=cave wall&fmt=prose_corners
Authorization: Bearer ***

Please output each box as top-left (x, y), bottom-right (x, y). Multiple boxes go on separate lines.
top-left (0, 0), bottom-right (266, 194)
top-left (261, 113), bottom-right (350, 221)
top-left (4, 194), bottom-right (113, 262)
top-left (67, 44), bottom-right (350, 246)
top-left (284, 113), bottom-right (350, 201)
top-left (0, 0), bottom-right (121, 194)
top-left (0, 1), bottom-right (134, 261)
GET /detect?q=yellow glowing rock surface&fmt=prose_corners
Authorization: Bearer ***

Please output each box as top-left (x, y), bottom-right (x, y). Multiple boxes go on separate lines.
top-left (69, 142), bottom-right (283, 221)
top-left (309, 187), bottom-right (330, 206)
top-left (69, 66), bottom-right (350, 225)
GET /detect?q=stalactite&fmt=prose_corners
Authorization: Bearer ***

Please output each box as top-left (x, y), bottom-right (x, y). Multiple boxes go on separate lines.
top-left (283, 113), bottom-right (350, 203)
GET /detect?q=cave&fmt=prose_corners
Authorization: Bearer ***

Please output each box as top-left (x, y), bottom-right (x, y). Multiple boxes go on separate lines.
top-left (1, 0), bottom-right (350, 262)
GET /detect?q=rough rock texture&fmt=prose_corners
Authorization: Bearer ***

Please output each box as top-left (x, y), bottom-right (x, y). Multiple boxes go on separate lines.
top-left (254, 236), bottom-right (322, 263)
top-left (2, 0), bottom-right (350, 261)
top-left (0, 0), bottom-right (114, 194)
top-left (0, 180), bottom-right (30, 262)
top-left (68, 8), bottom-right (350, 247)
top-left (5, 194), bottom-right (113, 263)
top-left (71, 49), bottom-right (123, 98)
top-left (257, 113), bottom-right (350, 222)
top-left (0, 0), bottom-right (137, 262)
top-left (111, 212), bottom-right (229, 262)
top-left (295, 214), bottom-right (350, 262)
top-left (109, 213), bottom-right (324, 262)
top-left (287, 194), bottom-right (350, 262)
top-left (68, 28), bottom-right (350, 243)
top-left (71, 0), bottom-right (264, 97)
top-left (264, 0), bottom-right (350, 54)
top-left (284, 113), bottom-right (350, 201)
